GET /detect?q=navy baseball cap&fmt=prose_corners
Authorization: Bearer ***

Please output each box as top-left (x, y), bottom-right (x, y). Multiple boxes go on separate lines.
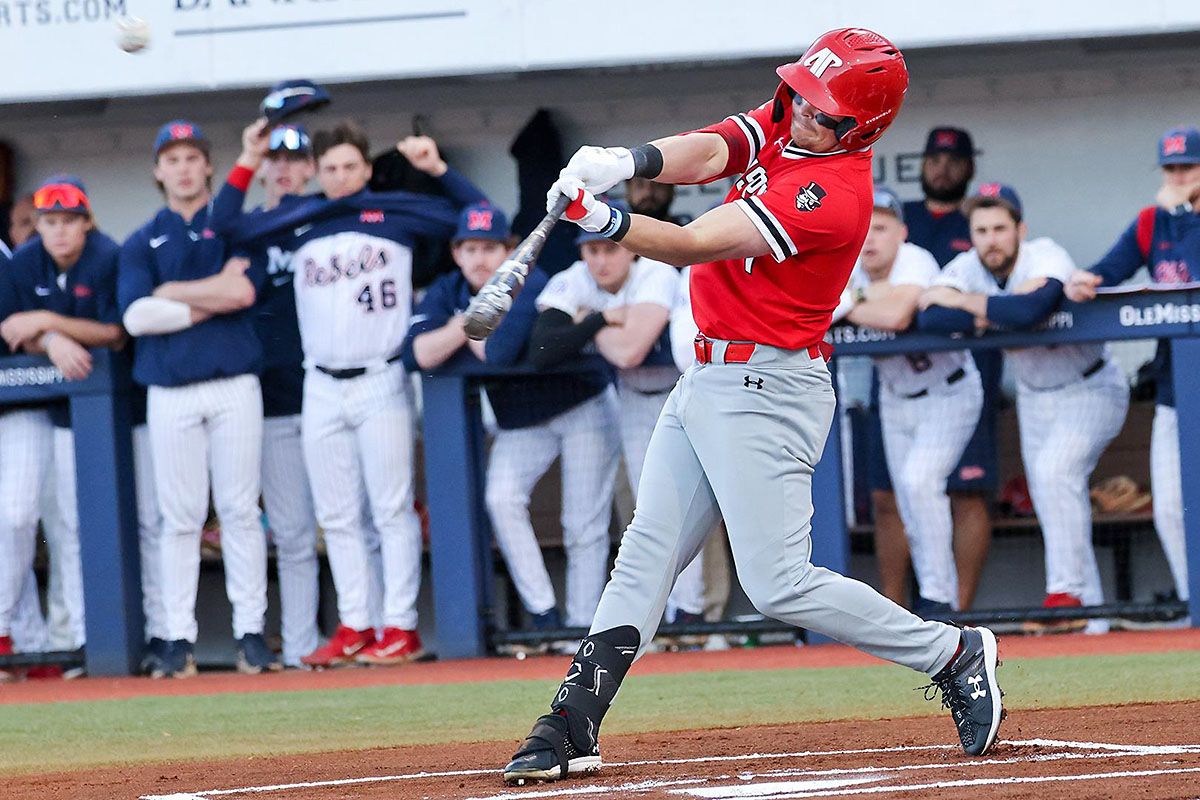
top-left (154, 120), bottom-right (209, 156)
top-left (576, 200), bottom-right (630, 245)
top-left (452, 203), bottom-right (511, 243)
top-left (922, 127), bottom-right (978, 159)
top-left (261, 79), bottom-right (332, 125)
top-left (1158, 126), bottom-right (1200, 166)
top-left (972, 182), bottom-right (1022, 216)
top-left (33, 174), bottom-right (90, 215)
top-left (872, 186), bottom-right (904, 222)
top-left (268, 125), bottom-right (312, 156)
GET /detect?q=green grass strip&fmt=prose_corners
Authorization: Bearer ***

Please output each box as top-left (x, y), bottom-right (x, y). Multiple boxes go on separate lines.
top-left (1, 650), bottom-right (1196, 774)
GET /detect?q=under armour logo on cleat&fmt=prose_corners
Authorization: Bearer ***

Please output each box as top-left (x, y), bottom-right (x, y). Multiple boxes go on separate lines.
top-left (743, 375), bottom-right (764, 389)
top-left (967, 674), bottom-right (986, 700)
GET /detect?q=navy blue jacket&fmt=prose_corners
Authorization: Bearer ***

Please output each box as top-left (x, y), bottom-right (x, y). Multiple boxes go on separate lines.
top-left (401, 268), bottom-right (608, 429)
top-left (118, 186), bottom-right (268, 389)
top-left (902, 201), bottom-right (973, 267)
top-left (3, 231), bottom-right (149, 426)
top-left (1089, 207), bottom-right (1200, 407)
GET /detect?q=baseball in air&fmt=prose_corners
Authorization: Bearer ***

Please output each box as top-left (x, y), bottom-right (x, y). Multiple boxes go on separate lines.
top-left (115, 16), bottom-right (151, 53)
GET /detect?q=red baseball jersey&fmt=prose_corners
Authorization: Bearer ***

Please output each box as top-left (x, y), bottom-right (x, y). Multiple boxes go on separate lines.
top-left (687, 102), bottom-right (874, 350)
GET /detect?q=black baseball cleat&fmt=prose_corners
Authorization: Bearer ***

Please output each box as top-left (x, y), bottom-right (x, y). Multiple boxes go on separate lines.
top-left (502, 712), bottom-right (601, 785)
top-left (925, 626), bottom-right (1005, 756)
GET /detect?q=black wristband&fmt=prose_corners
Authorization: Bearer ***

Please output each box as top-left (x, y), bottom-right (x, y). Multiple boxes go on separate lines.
top-left (629, 143), bottom-right (664, 180)
top-left (598, 205), bottom-right (632, 242)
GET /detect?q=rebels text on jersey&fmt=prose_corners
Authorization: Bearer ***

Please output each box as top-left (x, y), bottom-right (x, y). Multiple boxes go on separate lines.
top-left (291, 224), bottom-right (414, 370)
top-left (686, 103), bottom-right (874, 350)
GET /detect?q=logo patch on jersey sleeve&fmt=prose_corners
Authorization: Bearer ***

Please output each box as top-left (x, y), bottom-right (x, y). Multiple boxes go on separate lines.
top-left (795, 182), bottom-right (827, 212)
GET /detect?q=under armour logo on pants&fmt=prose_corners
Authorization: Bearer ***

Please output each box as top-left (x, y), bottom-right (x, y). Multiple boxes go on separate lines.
top-left (744, 376), bottom-right (764, 390)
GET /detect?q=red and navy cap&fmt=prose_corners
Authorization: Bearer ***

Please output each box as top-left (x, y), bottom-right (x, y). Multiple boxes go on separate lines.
top-left (923, 127), bottom-right (978, 159)
top-left (154, 120), bottom-right (209, 157)
top-left (1158, 126), bottom-right (1200, 167)
top-left (453, 203), bottom-right (510, 243)
top-left (33, 174), bottom-right (91, 215)
top-left (973, 182), bottom-right (1022, 215)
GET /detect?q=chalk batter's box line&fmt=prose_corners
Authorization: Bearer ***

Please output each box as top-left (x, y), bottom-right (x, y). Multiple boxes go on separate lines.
top-left (139, 739), bottom-right (1200, 800)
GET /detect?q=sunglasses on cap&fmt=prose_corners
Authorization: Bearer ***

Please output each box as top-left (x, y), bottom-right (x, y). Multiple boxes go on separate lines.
top-left (269, 126), bottom-right (311, 154)
top-left (33, 183), bottom-right (91, 214)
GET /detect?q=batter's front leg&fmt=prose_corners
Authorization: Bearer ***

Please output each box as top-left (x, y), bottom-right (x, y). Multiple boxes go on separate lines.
top-left (589, 382), bottom-right (722, 659)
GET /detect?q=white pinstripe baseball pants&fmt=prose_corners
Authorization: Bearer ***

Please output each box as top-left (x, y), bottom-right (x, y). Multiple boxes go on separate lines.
top-left (879, 373), bottom-right (983, 607)
top-left (618, 385), bottom-right (706, 618)
top-left (49, 423), bottom-right (167, 649)
top-left (1017, 363), bottom-right (1128, 603)
top-left (262, 414), bottom-right (319, 665)
top-left (1151, 405), bottom-right (1188, 600)
top-left (485, 389), bottom-right (621, 627)
top-left (149, 374), bottom-right (266, 642)
top-left (0, 409), bottom-right (53, 639)
top-left (303, 364), bottom-right (420, 631)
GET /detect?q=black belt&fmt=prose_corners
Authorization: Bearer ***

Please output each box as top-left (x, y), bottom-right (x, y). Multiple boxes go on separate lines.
top-left (1081, 358), bottom-right (1106, 379)
top-left (314, 353), bottom-right (403, 380)
top-left (902, 367), bottom-right (966, 399)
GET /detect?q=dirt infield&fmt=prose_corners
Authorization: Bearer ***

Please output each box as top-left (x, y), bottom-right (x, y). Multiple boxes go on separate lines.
top-left (12, 700), bottom-right (1200, 800)
top-left (4, 628), bottom-right (1198, 706)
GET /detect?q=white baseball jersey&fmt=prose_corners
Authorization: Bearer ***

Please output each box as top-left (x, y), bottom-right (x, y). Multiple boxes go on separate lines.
top-left (670, 266), bottom-right (699, 373)
top-left (937, 238), bottom-right (1107, 390)
top-left (292, 232), bottom-right (414, 369)
top-left (848, 243), bottom-right (972, 396)
top-left (538, 257), bottom-right (680, 393)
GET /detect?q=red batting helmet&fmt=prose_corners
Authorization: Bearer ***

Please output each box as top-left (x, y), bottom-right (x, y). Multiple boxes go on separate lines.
top-left (774, 28), bottom-right (908, 150)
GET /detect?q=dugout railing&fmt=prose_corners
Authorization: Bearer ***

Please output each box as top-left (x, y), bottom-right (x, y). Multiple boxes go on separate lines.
top-left (436, 287), bottom-right (1200, 656)
top-left (2, 289), bottom-right (1198, 673)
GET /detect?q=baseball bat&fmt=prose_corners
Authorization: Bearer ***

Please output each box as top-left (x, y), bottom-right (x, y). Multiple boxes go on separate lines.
top-left (463, 192), bottom-right (572, 340)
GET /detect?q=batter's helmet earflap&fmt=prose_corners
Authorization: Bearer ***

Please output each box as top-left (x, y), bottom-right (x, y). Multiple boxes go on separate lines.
top-left (775, 28), bottom-right (909, 150)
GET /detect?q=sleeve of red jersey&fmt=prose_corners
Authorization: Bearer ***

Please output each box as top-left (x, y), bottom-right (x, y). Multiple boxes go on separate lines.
top-left (734, 175), bottom-right (860, 263)
top-left (679, 101), bottom-right (773, 182)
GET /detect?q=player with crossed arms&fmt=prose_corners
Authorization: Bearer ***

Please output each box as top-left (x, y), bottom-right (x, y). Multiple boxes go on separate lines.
top-left (832, 187), bottom-right (982, 619)
top-left (502, 28), bottom-right (1005, 786)
top-left (920, 184), bottom-right (1128, 632)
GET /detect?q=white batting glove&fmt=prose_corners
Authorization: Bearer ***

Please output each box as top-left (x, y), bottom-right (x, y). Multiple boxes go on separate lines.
top-left (545, 146), bottom-right (634, 214)
top-left (556, 178), bottom-right (617, 233)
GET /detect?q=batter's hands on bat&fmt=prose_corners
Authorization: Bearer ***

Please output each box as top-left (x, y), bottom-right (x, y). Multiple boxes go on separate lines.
top-left (44, 333), bottom-right (93, 381)
top-left (553, 178), bottom-right (614, 232)
top-left (0, 310), bottom-right (50, 351)
top-left (545, 146), bottom-right (634, 213)
top-left (397, 135), bottom-right (448, 177)
top-left (1065, 270), bottom-right (1103, 302)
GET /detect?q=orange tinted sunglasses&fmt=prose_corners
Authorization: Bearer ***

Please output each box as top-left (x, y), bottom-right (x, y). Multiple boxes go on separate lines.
top-left (33, 183), bottom-right (91, 213)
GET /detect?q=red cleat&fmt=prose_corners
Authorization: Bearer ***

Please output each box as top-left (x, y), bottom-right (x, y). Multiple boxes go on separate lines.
top-left (300, 625), bottom-right (376, 668)
top-left (356, 627), bottom-right (425, 665)
top-left (0, 635), bottom-right (14, 683)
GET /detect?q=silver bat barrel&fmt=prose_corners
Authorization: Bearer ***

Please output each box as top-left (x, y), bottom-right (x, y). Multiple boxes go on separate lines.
top-left (463, 192), bottom-right (571, 340)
